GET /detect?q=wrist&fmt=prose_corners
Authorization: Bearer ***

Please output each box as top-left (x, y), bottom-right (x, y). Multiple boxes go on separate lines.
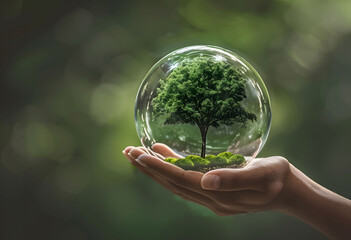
top-left (275, 163), bottom-right (351, 239)
top-left (275, 163), bottom-right (311, 213)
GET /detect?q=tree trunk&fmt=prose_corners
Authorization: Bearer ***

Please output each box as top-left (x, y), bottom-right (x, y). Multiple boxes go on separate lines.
top-left (199, 125), bottom-right (208, 158)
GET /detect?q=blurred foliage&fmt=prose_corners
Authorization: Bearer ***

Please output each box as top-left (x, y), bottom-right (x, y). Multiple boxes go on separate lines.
top-left (1, 0), bottom-right (351, 239)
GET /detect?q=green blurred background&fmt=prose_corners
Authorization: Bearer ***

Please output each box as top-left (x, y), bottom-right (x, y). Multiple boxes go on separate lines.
top-left (1, 0), bottom-right (351, 239)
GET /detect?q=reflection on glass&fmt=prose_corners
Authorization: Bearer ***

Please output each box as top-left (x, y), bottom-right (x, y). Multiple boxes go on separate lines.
top-left (135, 45), bottom-right (271, 162)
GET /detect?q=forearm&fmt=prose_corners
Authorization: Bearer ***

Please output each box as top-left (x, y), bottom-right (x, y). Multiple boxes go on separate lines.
top-left (279, 164), bottom-right (351, 240)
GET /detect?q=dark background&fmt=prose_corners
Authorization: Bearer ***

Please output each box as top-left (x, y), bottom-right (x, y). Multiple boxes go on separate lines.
top-left (1, 0), bottom-right (351, 239)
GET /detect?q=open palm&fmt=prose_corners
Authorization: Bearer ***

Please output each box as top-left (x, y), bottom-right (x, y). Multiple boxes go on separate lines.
top-left (123, 143), bottom-right (290, 216)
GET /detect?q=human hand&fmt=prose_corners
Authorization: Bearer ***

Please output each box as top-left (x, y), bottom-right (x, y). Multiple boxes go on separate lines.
top-left (123, 144), bottom-right (290, 216)
top-left (123, 144), bottom-right (351, 239)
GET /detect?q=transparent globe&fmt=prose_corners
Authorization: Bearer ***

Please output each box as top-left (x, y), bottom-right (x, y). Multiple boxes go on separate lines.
top-left (135, 45), bottom-right (271, 165)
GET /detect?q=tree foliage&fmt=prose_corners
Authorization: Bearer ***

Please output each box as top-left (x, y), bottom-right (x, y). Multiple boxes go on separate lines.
top-left (152, 56), bottom-right (257, 157)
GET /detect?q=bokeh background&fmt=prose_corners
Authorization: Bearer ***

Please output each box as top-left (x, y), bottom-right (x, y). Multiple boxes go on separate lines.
top-left (1, 0), bottom-right (351, 239)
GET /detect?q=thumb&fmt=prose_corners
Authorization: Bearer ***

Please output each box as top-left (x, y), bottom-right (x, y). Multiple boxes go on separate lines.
top-left (201, 167), bottom-right (266, 191)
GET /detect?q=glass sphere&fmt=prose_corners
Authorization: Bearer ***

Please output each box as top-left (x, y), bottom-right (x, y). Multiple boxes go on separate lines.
top-left (135, 45), bottom-right (271, 162)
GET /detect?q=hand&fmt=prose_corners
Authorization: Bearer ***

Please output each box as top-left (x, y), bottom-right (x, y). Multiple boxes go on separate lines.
top-left (123, 144), bottom-right (290, 216)
top-left (123, 144), bottom-right (351, 239)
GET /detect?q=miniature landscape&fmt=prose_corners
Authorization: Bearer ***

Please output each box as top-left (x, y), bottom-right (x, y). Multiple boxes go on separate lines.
top-left (164, 152), bottom-right (246, 173)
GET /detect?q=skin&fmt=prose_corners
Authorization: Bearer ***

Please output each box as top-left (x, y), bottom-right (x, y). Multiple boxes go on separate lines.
top-left (123, 143), bottom-right (351, 240)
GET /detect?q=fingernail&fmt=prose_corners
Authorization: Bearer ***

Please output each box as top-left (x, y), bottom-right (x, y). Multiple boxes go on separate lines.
top-left (135, 158), bottom-right (147, 168)
top-left (202, 175), bottom-right (220, 190)
top-left (122, 150), bottom-right (126, 154)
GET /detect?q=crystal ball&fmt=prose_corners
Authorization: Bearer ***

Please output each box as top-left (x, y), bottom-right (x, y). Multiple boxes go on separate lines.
top-left (135, 45), bottom-right (271, 163)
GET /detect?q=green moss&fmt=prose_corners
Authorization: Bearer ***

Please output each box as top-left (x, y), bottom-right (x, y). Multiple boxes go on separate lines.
top-left (174, 158), bottom-right (194, 169)
top-left (185, 155), bottom-right (210, 168)
top-left (163, 152), bottom-right (246, 172)
top-left (208, 156), bottom-right (227, 167)
top-left (228, 155), bottom-right (245, 165)
top-left (210, 152), bottom-right (235, 166)
top-left (217, 152), bottom-right (234, 160)
top-left (164, 157), bottom-right (178, 164)
top-left (205, 155), bottom-right (217, 162)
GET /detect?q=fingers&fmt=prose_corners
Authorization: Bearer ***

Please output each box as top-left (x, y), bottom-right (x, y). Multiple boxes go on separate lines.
top-left (124, 145), bottom-right (164, 159)
top-left (201, 167), bottom-right (267, 192)
top-left (123, 146), bottom-right (138, 165)
top-left (127, 148), bottom-right (263, 200)
top-left (125, 147), bottom-right (201, 194)
top-left (124, 147), bottom-right (230, 215)
top-left (151, 143), bottom-right (183, 159)
top-left (123, 147), bottom-right (267, 212)
top-left (164, 180), bottom-right (226, 215)
top-left (136, 153), bottom-right (205, 191)
top-left (140, 167), bottom-right (231, 216)
top-left (123, 147), bottom-right (286, 213)
top-left (128, 147), bottom-right (150, 166)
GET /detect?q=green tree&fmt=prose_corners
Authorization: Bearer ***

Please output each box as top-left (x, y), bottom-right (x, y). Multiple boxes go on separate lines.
top-left (152, 57), bottom-right (256, 158)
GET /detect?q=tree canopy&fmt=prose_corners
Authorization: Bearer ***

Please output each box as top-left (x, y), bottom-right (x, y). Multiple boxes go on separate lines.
top-left (152, 56), bottom-right (256, 157)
